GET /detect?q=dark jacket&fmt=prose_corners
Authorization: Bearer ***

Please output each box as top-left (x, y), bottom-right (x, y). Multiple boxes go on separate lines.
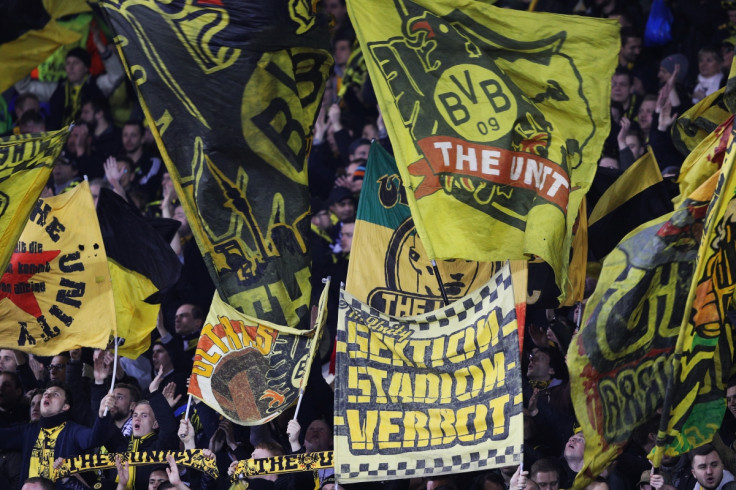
top-left (0, 410), bottom-right (111, 489)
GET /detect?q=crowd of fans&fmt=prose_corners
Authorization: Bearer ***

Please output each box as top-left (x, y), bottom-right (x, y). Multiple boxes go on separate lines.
top-left (1, 0), bottom-right (735, 489)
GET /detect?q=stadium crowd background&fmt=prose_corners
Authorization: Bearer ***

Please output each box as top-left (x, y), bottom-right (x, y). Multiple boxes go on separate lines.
top-left (1, 0), bottom-right (735, 489)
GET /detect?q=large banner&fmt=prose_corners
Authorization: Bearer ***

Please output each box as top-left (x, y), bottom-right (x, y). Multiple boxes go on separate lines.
top-left (0, 182), bottom-right (115, 355)
top-left (335, 263), bottom-right (522, 482)
top-left (348, 0), bottom-right (618, 299)
top-left (654, 84), bottom-right (736, 462)
top-left (0, 129), bottom-right (69, 276)
top-left (189, 280), bottom-right (329, 426)
top-left (99, 0), bottom-right (333, 329)
top-left (568, 174), bottom-right (718, 488)
top-left (346, 143), bottom-right (494, 316)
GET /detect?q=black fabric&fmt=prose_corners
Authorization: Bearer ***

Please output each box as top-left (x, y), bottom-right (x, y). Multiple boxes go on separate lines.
top-left (0, 0), bottom-right (50, 44)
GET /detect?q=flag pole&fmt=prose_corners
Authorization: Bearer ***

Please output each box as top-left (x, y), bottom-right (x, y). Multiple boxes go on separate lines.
top-left (184, 394), bottom-right (193, 421)
top-left (103, 338), bottom-right (120, 417)
top-left (293, 388), bottom-right (305, 420)
top-left (431, 260), bottom-right (450, 306)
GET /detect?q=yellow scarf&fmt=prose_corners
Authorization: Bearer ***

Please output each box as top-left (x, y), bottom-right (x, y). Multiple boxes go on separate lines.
top-left (63, 77), bottom-right (88, 127)
top-left (123, 432), bottom-right (155, 489)
top-left (29, 422), bottom-right (66, 478)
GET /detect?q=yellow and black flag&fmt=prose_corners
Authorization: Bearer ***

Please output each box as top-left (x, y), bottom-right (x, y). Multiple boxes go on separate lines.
top-left (98, 0), bottom-right (333, 329)
top-left (0, 0), bottom-right (91, 93)
top-left (346, 142), bottom-right (494, 316)
top-left (0, 128), bottom-right (69, 276)
top-left (653, 61), bottom-right (736, 465)
top-left (587, 148), bottom-right (673, 261)
top-left (568, 174), bottom-right (718, 489)
top-left (348, 0), bottom-right (618, 301)
top-left (96, 188), bottom-right (182, 359)
top-left (0, 182), bottom-right (115, 355)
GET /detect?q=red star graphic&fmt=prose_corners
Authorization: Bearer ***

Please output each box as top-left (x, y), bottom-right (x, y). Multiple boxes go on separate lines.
top-left (0, 250), bottom-right (61, 318)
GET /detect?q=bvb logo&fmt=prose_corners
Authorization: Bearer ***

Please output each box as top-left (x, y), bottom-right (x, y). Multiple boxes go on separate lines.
top-left (434, 64), bottom-right (517, 141)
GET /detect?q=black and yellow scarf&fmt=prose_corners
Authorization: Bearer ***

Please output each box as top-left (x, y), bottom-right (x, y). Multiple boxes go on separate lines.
top-left (123, 432), bottom-right (155, 489)
top-left (62, 76), bottom-right (89, 127)
top-left (29, 412), bottom-right (69, 478)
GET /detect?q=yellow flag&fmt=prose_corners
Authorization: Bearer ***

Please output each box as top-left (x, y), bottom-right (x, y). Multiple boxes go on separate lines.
top-left (589, 147), bottom-right (663, 225)
top-left (348, 0), bottom-right (619, 302)
top-left (189, 281), bottom-right (329, 425)
top-left (0, 128), bottom-right (69, 277)
top-left (0, 182), bottom-right (115, 355)
top-left (0, 0), bottom-right (91, 92)
top-left (674, 116), bottom-right (733, 208)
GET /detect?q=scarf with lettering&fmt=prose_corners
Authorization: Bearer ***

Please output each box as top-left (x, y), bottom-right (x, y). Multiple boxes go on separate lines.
top-left (123, 432), bottom-right (155, 489)
top-left (29, 411), bottom-right (69, 478)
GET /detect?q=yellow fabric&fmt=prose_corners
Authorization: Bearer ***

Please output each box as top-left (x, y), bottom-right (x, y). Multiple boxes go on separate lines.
top-left (0, 128), bottom-right (68, 277)
top-left (562, 198), bottom-right (587, 306)
top-left (124, 432), bottom-right (155, 489)
top-left (674, 116), bottom-right (734, 208)
top-left (672, 88), bottom-right (729, 155)
top-left (335, 263), bottom-right (523, 482)
top-left (653, 117), bottom-right (736, 463)
top-left (569, 173), bottom-right (719, 489)
top-left (0, 182), bottom-right (115, 355)
top-left (0, 0), bottom-right (90, 92)
top-left (29, 422), bottom-right (65, 479)
top-left (108, 260), bottom-right (159, 359)
top-left (188, 281), bottom-right (329, 425)
top-left (346, 220), bottom-right (496, 316)
top-left (348, 0), bottom-right (619, 303)
top-left (589, 148), bottom-right (663, 226)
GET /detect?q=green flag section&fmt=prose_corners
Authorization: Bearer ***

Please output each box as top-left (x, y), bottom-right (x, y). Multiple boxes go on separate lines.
top-left (96, 188), bottom-right (182, 359)
top-left (0, 0), bottom-right (91, 92)
top-left (0, 128), bottom-right (69, 276)
top-left (653, 101), bottom-right (736, 464)
top-left (348, 0), bottom-right (619, 302)
top-left (346, 143), bottom-right (494, 316)
top-left (568, 174), bottom-right (718, 489)
top-left (335, 263), bottom-right (523, 483)
top-left (188, 280), bottom-right (328, 426)
top-left (99, 0), bottom-right (333, 329)
top-left (0, 182), bottom-right (115, 355)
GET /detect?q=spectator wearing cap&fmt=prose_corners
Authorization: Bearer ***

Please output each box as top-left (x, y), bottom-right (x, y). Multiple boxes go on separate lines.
top-left (15, 32), bottom-right (125, 130)
top-left (335, 158), bottom-right (366, 193)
